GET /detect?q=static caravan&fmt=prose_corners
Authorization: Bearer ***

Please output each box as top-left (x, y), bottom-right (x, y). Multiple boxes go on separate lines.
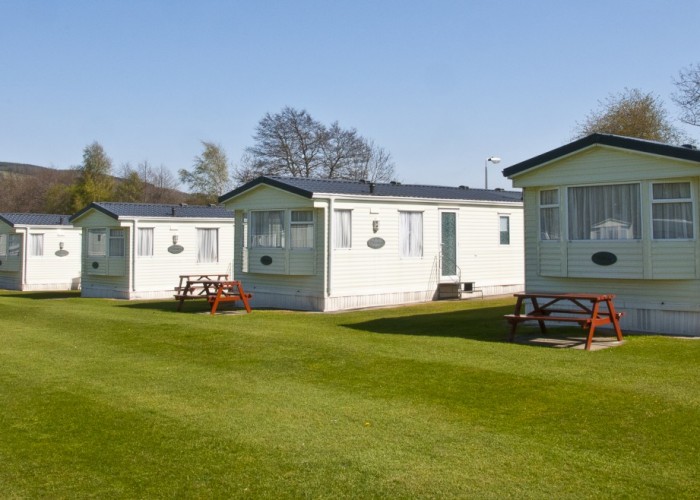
top-left (0, 213), bottom-right (82, 291)
top-left (70, 202), bottom-right (234, 299)
top-left (219, 176), bottom-right (524, 311)
top-left (503, 133), bottom-right (700, 336)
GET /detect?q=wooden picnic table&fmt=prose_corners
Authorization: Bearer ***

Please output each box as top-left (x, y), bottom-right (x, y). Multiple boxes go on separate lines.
top-left (504, 292), bottom-right (624, 350)
top-left (174, 274), bottom-right (252, 315)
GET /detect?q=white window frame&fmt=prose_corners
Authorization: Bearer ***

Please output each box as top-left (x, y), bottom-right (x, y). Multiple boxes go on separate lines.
top-left (88, 229), bottom-right (107, 256)
top-left (334, 209), bottom-right (352, 249)
top-left (138, 228), bottom-right (155, 257)
top-left (109, 229), bottom-right (126, 257)
top-left (197, 228), bottom-right (219, 263)
top-left (651, 181), bottom-right (694, 240)
top-left (29, 233), bottom-right (44, 257)
top-left (399, 211), bottom-right (423, 258)
top-left (499, 215), bottom-right (510, 245)
top-left (290, 210), bottom-right (314, 250)
top-left (539, 189), bottom-right (560, 241)
top-left (0, 234), bottom-right (6, 256)
top-left (250, 210), bottom-right (285, 249)
top-left (567, 183), bottom-right (641, 241)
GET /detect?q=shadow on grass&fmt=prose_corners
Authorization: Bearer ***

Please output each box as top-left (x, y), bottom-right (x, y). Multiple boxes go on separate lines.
top-left (341, 303), bottom-right (516, 343)
top-left (117, 299), bottom-right (252, 315)
top-left (0, 290), bottom-right (80, 300)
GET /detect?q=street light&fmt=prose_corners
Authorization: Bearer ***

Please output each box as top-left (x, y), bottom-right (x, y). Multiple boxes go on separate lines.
top-left (484, 156), bottom-right (501, 189)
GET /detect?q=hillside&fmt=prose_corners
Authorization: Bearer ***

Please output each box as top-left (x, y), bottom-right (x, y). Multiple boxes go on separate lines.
top-left (0, 162), bottom-right (188, 213)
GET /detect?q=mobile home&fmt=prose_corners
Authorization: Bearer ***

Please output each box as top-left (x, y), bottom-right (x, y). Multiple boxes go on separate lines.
top-left (219, 176), bottom-right (524, 311)
top-left (0, 213), bottom-right (81, 291)
top-left (503, 133), bottom-right (700, 335)
top-left (70, 202), bottom-right (234, 299)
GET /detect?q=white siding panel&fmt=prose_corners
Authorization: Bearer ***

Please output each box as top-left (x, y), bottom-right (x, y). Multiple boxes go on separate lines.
top-left (650, 241), bottom-right (696, 278)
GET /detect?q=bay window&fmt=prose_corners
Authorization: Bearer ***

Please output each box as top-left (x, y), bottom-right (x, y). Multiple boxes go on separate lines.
top-left (568, 184), bottom-right (641, 240)
top-left (88, 229), bottom-right (107, 256)
top-left (250, 211), bottom-right (285, 248)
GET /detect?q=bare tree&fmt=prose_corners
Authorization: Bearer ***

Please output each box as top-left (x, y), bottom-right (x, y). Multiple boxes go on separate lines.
top-left (574, 88), bottom-right (691, 145)
top-left (246, 107), bottom-right (326, 178)
top-left (348, 140), bottom-right (396, 182)
top-left (239, 106), bottom-right (397, 183)
top-left (672, 63), bottom-right (700, 127)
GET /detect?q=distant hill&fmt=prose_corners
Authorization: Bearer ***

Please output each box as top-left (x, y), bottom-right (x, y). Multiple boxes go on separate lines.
top-left (0, 162), bottom-right (78, 179)
top-left (0, 162), bottom-right (189, 213)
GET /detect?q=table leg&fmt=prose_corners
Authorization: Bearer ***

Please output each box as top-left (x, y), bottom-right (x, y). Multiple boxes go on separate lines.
top-left (606, 299), bottom-right (624, 341)
top-left (530, 298), bottom-right (547, 334)
top-left (509, 297), bottom-right (524, 341)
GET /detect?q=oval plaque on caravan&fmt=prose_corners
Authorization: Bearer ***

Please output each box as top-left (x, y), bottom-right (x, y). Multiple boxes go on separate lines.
top-left (591, 251), bottom-right (617, 266)
top-left (168, 244), bottom-right (184, 254)
top-left (367, 237), bottom-right (385, 249)
top-left (55, 250), bottom-right (69, 257)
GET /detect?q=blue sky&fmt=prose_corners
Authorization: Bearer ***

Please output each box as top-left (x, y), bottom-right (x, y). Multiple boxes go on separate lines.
top-left (1, 0), bottom-right (698, 190)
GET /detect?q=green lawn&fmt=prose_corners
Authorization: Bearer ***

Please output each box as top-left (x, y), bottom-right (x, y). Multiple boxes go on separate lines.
top-left (0, 291), bottom-right (698, 498)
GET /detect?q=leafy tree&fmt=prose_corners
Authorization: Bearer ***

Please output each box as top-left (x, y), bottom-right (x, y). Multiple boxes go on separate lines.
top-left (178, 141), bottom-right (231, 203)
top-left (239, 106), bottom-right (396, 184)
top-left (71, 141), bottom-right (114, 210)
top-left (672, 63), bottom-right (700, 127)
top-left (574, 88), bottom-right (691, 145)
top-left (114, 164), bottom-right (145, 202)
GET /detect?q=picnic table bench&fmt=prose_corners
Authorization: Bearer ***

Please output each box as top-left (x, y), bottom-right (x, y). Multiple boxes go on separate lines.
top-left (174, 274), bottom-right (252, 315)
top-left (504, 292), bottom-right (624, 350)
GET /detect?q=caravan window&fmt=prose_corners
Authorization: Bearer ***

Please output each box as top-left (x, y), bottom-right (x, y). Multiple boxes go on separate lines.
top-left (290, 211), bottom-right (314, 249)
top-left (652, 182), bottom-right (694, 239)
top-left (138, 228), bottom-right (154, 256)
top-left (568, 184), bottom-right (641, 240)
top-left (8, 235), bottom-right (21, 256)
top-left (399, 211), bottom-right (423, 257)
top-left (30, 234), bottom-right (44, 256)
top-left (539, 189), bottom-right (560, 240)
top-left (250, 211), bottom-right (285, 248)
top-left (0, 234), bottom-right (6, 256)
top-left (334, 210), bottom-right (352, 249)
top-left (197, 228), bottom-right (219, 263)
top-left (88, 229), bottom-right (106, 256)
top-left (499, 216), bottom-right (510, 245)
top-left (109, 229), bottom-right (125, 257)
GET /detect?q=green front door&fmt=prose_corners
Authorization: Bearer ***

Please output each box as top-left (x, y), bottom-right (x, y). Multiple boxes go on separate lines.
top-left (441, 212), bottom-right (457, 278)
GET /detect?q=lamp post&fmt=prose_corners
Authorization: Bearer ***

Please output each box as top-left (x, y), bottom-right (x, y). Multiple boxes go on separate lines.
top-left (484, 156), bottom-right (501, 189)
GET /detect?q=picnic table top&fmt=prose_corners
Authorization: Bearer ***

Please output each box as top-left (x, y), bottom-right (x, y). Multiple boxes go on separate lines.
top-left (515, 292), bottom-right (616, 301)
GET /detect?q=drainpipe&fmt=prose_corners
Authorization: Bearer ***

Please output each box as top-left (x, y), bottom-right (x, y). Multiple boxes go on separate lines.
top-left (130, 219), bottom-right (138, 294)
top-left (325, 197), bottom-right (336, 300)
top-left (18, 227), bottom-right (28, 289)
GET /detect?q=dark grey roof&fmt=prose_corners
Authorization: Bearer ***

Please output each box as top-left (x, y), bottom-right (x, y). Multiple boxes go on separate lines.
top-left (70, 202), bottom-right (234, 222)
top-left (219, 176), bottom-right (522, 203)
top-left (0, 213), bottom-right (73, 227)
top-left (503, 133), bottom-right (700, 178)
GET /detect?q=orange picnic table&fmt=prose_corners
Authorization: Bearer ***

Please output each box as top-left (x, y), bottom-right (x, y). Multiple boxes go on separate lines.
top-left (174, 274), bottom-right (252, 315)
top-left (504, 292), bottom-right (624, 350)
